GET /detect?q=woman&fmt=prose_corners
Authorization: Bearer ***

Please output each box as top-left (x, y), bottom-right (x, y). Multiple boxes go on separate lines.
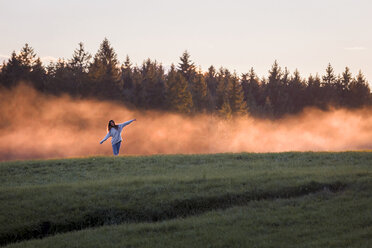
top-left (100, 119), bottom-right (136, 156)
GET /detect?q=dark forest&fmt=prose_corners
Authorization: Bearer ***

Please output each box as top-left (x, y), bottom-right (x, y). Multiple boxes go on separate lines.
top-left (1, 39), bottom-right (370, 118)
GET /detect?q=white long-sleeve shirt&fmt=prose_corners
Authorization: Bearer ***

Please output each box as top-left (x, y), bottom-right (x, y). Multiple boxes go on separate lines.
top-left (100, 120), bottom-right (135, 145)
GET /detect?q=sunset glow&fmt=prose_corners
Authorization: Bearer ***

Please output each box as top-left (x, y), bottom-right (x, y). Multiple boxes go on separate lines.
top-left (0, 0), bottom-right (371, 81)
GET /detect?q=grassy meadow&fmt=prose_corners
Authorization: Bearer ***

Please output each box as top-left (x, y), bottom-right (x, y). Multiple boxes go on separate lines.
top-left (0, 152), bottom-right (371, 247)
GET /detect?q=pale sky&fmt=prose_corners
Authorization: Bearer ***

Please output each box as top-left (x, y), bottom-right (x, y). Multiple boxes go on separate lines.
top-left (1, 0), bottom-right (371, 82)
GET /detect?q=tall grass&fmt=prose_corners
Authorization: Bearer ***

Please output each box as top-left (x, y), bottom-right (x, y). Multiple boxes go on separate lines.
top-left (1, 152), bottom-right (372, 247)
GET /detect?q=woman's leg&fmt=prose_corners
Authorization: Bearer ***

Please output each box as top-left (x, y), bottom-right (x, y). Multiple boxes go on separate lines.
top-left (116, 141), bottom-right (121, 155)
top-left (112, 141), bottom-right (121, 156)
top-left (112, 144), bottom-right (116, 155)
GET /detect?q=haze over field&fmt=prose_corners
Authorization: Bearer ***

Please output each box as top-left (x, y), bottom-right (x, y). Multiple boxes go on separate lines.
top-left (1, 84), bottom-right (371, 161)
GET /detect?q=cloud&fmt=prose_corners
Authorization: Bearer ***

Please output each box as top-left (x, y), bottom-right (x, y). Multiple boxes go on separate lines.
top-left (40, 56), bottom-right (58, 65)
top-left (2, 84), bottom-right (372, 161)
top-left (0, 54), bottom-right (58, 65)
top-left (0, 54), bottom-right (9, 63)
top-left (344, 46), bottom-right (367, 51)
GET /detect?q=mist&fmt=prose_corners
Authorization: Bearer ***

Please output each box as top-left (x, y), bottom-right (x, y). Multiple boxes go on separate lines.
top-left (1, 84), bottom-right (372, 161)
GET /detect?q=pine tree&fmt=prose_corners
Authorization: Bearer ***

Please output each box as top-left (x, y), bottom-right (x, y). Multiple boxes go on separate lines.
top-left (0, 52), bottom-right (22, 87)
top-left (88, 38), bottom-right (121, 99)
top-left (268, 60), bottom-right (282, 83)
top-left (18, 44), bottom-right (37, 69)
top-left (266, 60), bottom-right (287, 117)
top-left (132, 66), bottom-right (144, 107)
top-left (69, 42), bottom-right (91, 73)
top-left (322, 63), bottom-right (336, 86)
top-left (165, 65), bottom-right (193, 113)
top-left (205, 65), bottom-right (218, 112)
top-left (177, 50), bottom-right (196, 83)
top-left (287, 69), bottom-right (305, 113)
top-left (321, 63), bottom-right (337, 107)
top-left (348, 71), bottom-right (371, 107)
top-left (242, 67), bottom-right (261, 115)
top-left (122, 55), bottom-right (133, 89)
top-left (68, 42), bottom-right (91, 96)
top-left (46, 59), bottom-right (71, 94)
top-left (282, 67), bottom-right (290, 86)
top-left (141, 59), bottom-right (165, 109)
top-left (341, 67), bottom-right (352, 91)
top-left (216, 68), bottom-right (232, 110)
top-left (218, 98), bottom-right (232, 119)
top-left (121, 55), bottom-right (134, 103)
top-left (266, 61), bottom-right (282, 105)
top-left (336, 67), bottom-right (352, 106)
top-left (229, 72), bottom-right (246, 115)
top-left (0, 44), bottom-right (45, 89)
top-left (190, 71), bottom-right (207, 112)
top-left (307, 74), bottom-right (321, 88)
top-left (305, 74), bottom-right (318, 107)
top-left (30, 57), bottom-right (46, 91)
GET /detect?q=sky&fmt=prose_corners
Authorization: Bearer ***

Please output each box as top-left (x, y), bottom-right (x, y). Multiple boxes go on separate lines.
top-left (0, 0), bottom-right (371, 81)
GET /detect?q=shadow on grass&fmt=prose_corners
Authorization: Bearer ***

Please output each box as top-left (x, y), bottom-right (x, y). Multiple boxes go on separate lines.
top-left (0, 181), bottom-right (345, 247)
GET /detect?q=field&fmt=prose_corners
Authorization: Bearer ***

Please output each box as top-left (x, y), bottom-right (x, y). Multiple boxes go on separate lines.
top-left (0, 152), bottom-right (371, 247)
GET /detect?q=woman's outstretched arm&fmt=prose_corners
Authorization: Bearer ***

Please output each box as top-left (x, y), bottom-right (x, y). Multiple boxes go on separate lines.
top-left (118, 119), bottom-right (136, 128)
top-left (100, 133), bottom-right (111, 144)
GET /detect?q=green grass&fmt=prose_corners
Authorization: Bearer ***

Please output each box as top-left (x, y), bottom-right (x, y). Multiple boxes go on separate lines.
top-left (1, 152), bottom-right (372, 247)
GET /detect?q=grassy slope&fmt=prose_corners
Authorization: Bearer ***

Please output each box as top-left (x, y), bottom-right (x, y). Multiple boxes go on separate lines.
top-left (1, 152), bottom-right (372, 247)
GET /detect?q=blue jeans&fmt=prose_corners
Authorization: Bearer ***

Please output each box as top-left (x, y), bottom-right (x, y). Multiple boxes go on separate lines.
top-left (112, 141), bottom-right (121, 156)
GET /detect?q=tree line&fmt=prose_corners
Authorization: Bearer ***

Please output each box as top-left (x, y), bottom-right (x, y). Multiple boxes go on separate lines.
top-left (0, 38), bottom-right (370, 118)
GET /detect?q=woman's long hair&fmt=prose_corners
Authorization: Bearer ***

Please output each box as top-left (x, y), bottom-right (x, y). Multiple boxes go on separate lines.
top-left (108, 120), bottom-right (118, 131)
